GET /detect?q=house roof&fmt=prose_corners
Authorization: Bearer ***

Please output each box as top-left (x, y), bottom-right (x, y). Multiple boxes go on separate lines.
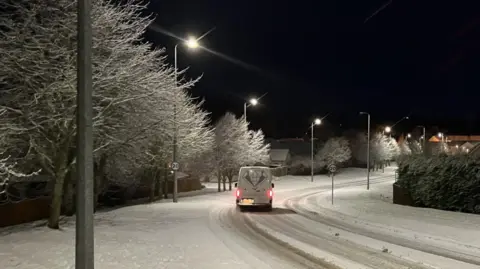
top-left (270, 140), bottom-right (311, 156)
top-left (459, 141), bottom-right (477, 148)
top-left (469, 143), bottom-right (480, 155)
top-left (269, 149), bottom-right (290, 162)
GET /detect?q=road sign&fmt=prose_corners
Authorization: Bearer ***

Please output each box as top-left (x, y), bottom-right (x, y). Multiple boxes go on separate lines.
top-left (171, 162), bottom-right (180, 171)
top-left (328, 164), bottom-right (337, 173)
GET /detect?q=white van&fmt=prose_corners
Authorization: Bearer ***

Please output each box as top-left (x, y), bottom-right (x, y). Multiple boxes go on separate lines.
top-left (234, 166), bottom-right (275, 211)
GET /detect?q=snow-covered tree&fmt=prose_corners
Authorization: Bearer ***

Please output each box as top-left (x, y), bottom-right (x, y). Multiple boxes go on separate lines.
top-left (397, 135), bottom-right (412, 156)
top-left (315, 137), bottom-right (351, 171)
top-left (398, 140), bottom-right (412, 155)
top-left (433, 141), bottom-right (449, 155)
top-left (244, 129), bottom-right (270, 166)
top-left (0, 0), bottom-right (199, 228)
top-left (370, 133), bottom-right (388, 170)
top-left (409, 140), bottom-right (423, 154)
top-left (0, 153), bottom-right (40, 204)
top-left (213, 113), bottom-right (242, 191)
top-left (212, 113), bottom-right (269, 191)
top-left (384, 136), bottom-right (400, 166)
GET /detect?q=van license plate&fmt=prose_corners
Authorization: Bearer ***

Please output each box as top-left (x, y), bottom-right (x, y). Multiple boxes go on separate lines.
top-left (242, 199), bottom-right (254, 205)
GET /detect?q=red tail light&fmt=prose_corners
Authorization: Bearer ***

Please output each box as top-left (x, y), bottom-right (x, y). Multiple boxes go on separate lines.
top-left (267, 189), bottom-right (273, 198)
top-left (236, 189), bottom-right (240, 198)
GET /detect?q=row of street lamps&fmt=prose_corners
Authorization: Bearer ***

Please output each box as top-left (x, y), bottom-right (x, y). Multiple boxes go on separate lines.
top-left (308, 113), bottom-right (429, 191)
top-left (172, 33), bottom-right (265, 202)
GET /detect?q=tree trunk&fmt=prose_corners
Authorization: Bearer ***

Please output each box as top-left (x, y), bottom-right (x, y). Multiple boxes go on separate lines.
top-left (228, 175), bottom-right (232, 191)
top-left (217, 170), bottom-right (221, 192)
top-left (48, 165), bottom-right (68, 229)
top-left (149, 169), bottom-right (158, 202)
top-left (63, 171), bottom-right (75, 216)
top-left (94, 155), bottom-right (107, 211)
top-left (155, 169), bottom-right (161, 199)
top-left (163, 163), bottom-right (168, 199)
top-left (222, 174), bottom-right (226, 192)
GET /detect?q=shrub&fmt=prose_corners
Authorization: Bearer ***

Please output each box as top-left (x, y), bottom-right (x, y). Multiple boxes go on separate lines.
top-left (397, 155), bottom-right (480, 213)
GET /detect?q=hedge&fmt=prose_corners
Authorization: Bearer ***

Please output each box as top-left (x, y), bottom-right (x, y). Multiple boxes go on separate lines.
top-left (397, 154), bottom-right (480, 213)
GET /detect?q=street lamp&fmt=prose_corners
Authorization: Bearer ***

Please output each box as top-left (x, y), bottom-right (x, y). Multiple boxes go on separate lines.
top-left (244, 97), bottom-right (258, 121)
top-left (185, 36), bottom-right (199, 49)
top-left (172, 36), bottom-right (202, 203)
top-left (417, 125), bottom-right (426, 153)
top-left (386, 116), bottom-right (408, 137)
top-left (407, 133), bottom-right (411, 138)
top-left (360, 112), bottom-right (371, 190)
top-left (311, 118), bottom-right (322, 182)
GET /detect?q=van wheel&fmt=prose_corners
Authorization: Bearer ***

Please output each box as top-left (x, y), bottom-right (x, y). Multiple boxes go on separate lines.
top-left (266, 204), bottom-right (273, 212)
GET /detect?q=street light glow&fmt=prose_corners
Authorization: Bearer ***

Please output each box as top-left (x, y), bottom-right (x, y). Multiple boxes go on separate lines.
top-left (438, 132), bottom-right (443, 138)
top-left (249, 98), bottom-right (258, 106)
top-left (185, 37), bottom-right (199, 49)
top-left (407, 133), bottom-right (411, 138)
top-left (314, 118), bottom-right (322, 125)
top-left (385, 126), bottom-right (391, 133)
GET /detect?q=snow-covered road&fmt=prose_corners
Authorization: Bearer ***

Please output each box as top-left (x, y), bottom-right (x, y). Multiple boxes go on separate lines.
top-left (1, 167), bottom-right (480, 269)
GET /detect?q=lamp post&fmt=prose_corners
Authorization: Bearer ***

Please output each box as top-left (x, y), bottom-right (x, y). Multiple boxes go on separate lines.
top-left (76, 0), bottom-right (94, 268)
top-left (360, 112), bottom-right (370, 190)
top-left (438, 132), bottom-right (445, 152)
top-left (243, 98), bottom-right (258, 122)
top-left (172, 36), bottom-right (201, 203)
top-left (311, 118), bottom-right (322, 182)
top-left (385, 116), bottom-right (409, 137)
top-left (417, 125), bottom-right (426, 153)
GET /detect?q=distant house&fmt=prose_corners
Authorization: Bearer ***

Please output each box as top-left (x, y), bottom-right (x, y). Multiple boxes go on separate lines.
top-left (269, 149), bottom-right (291, 167)
top-left (269, 138), bottom-right (311, 157)
top-left (428, 135), bottom-right (480, 154)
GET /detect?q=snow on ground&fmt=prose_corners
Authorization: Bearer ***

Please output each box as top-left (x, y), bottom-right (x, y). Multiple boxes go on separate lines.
top-left (0, 199), bottom-right (253, 269)
top-left (5, 166), bottom-right (474, 269)
top-left (291, 168), bottom-right (480, 268)
top-left (0, 172), bottom-right (338, 269)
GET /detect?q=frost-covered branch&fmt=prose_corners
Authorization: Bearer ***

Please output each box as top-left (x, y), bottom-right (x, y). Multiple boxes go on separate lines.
top-left (315, 137), bottom-right (352, 170)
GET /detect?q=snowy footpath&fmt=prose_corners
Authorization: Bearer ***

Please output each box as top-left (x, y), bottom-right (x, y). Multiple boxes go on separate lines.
top-left (0, 185), bottom-right (253, 269)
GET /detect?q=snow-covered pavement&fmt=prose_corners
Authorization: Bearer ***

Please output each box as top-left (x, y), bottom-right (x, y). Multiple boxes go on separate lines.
top-left (1, 167), bottom-right (479, 268)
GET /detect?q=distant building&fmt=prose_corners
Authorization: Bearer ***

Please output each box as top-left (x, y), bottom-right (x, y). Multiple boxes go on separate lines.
top-left (468, 143), bottom-right (480, 158)
top-left (269, 149), bottom-right (291, 166)
top-left (268, 138), bottom-right (312, 157)
top-left (428, 135), bottom-right (480, 154)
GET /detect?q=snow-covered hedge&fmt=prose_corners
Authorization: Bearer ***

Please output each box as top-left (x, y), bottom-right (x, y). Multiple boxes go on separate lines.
top-left (397, 155), bottom-right (480, 213)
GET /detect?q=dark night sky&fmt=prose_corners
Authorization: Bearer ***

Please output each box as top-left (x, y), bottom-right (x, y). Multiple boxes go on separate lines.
top-left (144, 0), bottom-right (480, 138)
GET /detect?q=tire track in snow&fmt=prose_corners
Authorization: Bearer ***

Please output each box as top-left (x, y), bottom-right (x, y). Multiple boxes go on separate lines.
top-left (210, 205), bottom-right (340, 269)
top-left (248, 212), bottom-right (430, 269)
top-left (285, 188), bottom-right (480, 267)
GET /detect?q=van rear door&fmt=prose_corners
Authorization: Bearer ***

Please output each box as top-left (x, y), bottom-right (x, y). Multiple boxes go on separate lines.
top-left (238, 167), bottom-right (272, 205)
